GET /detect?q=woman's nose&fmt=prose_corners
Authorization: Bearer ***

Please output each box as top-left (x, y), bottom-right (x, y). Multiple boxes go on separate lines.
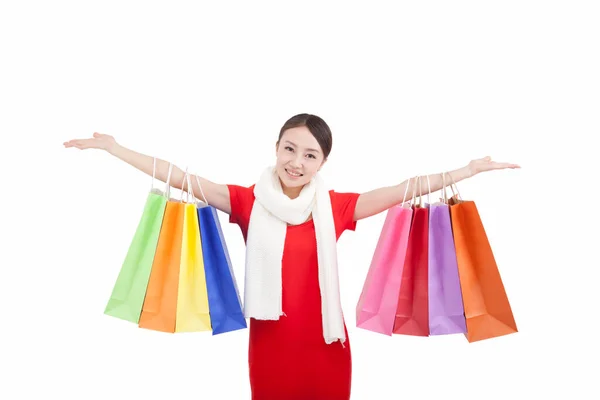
top-left (290, 156), bottom-right (303, 168)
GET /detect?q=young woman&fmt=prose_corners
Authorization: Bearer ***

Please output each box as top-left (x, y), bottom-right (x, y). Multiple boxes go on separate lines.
top-left (64, 113), bottom-right (519, 400)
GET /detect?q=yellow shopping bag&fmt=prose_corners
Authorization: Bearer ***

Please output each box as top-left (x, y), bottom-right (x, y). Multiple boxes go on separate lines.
top-left (175, 172), bottom-right (212, 332)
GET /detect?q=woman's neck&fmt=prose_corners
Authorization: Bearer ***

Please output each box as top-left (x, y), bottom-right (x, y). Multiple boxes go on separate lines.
top-left (280, 179), bottom-right (303, 199)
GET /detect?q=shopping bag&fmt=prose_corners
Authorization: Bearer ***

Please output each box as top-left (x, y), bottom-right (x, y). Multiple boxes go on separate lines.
top-left (393, 176), bottom-right (430, 336)
top-left (104, 160), bottom-right (173, 323)
top-left (138, 172), bottom-right (187, 333)
top-left (195, 176), bottom-right (247, 334)
top-left (447, 177), bottom-right (517, 342)
top-left (428, 173), bottom-right (467, 335)
top-left (175, 173), bottom-right (212, 332)
top-left (356, 179), bottom-right (414, 335)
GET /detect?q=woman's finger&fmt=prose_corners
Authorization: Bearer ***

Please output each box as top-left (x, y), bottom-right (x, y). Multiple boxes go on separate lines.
top-left (69, 139), bottom-right (94, 149)
top-left (64, 138), bottom-right (86, 146)
top-left (492, 162), bottom-right (520, 169)
top-left (64, 141), bottom-right (80, 148)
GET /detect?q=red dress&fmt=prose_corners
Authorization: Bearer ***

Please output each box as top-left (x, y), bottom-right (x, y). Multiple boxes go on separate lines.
top-left (227, 184), bottom-right (360, 400)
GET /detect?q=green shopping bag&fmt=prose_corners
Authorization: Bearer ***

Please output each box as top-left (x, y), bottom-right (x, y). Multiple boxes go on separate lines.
top-left (104, 159), bottom-right (174, 323)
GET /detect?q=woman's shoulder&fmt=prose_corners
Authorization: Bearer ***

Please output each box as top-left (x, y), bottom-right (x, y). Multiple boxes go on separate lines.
top-left (226, 183), bottom-right (256, 228)
top-left (328, 189), bottom-right (360, 213)
top-left (328, 189), bottom-right (360, 203)
top-left (327, 189), bottom-right (360, 233)
top-left (227, 183), bottom-right (255, 194)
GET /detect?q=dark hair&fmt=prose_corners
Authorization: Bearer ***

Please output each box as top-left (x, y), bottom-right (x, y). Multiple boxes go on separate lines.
top-left (277, 113), bottom-right (333, 159)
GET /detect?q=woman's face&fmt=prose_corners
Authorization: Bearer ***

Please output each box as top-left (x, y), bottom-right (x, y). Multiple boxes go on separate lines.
top-left (275, 126), bottom-right (326, 189)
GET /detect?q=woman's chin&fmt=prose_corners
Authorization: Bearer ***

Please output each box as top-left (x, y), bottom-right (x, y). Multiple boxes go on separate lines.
top-left (278, 173), bottom-right (306, 188)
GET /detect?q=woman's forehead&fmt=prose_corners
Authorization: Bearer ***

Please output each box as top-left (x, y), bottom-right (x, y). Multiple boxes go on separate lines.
top-left (281, 127), bottom-right (320, 150)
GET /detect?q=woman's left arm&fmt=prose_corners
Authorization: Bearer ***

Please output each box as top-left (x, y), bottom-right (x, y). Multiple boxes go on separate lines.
top-left (353, 156), bottom-right (520, 221)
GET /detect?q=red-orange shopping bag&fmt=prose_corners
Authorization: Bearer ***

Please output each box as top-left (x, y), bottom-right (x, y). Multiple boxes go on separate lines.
top-left (447, 178), bottom-right (518, 342)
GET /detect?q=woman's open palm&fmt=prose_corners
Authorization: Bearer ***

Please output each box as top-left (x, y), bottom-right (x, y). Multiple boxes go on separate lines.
top-left (63, 132), bottom-right (116, 152)
top-left (468, 156), bottom-right (520, 176)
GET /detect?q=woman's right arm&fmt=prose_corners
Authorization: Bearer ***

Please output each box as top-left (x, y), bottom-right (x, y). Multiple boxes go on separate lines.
top-left (63, 132), bottom-right (232, 214)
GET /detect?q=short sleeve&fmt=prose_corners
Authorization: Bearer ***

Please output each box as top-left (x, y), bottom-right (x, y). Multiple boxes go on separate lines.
top-left (226, 184), bottom-right (256, 236)
top-left (329, 190), bottom-right (361, 237)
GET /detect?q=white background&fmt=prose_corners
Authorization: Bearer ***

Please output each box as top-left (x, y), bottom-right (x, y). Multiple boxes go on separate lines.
top-left (1, 1), bottom-right (599, 399)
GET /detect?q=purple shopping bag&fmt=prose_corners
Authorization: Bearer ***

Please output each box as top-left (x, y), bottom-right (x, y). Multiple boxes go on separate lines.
top-left (428, 173), bottom-right (467, 335)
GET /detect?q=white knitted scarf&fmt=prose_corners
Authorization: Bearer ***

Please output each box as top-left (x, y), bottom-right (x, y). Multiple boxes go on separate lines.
top-left (244, 166), bottom-right (345, 345)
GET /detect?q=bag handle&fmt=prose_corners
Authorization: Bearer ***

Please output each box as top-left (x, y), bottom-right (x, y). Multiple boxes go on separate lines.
top-left (410, 176), bottom-right (421, 207)
top-left (400, 176), bottom-right (413, 208)
top-left (440, 172), bottom-right (448, 204)
top-left (413, 175), bottom-right (432, 207)
top-left (417, 175), bottom-right (422, 207)
top-left (445, 172), bottom-right (463, 202)
top-left (151, 157), bottom-right (174, 199)
top-left (179, 167), bottom-right (195, 204)
top-left (151, 156), bottom-right (156, 190)
top-left (424, 174), bottom-right (431, 205)
top-left (186, 171), bottom-right (194, 203)
top-left (166, 163), bottom-right (173, 198)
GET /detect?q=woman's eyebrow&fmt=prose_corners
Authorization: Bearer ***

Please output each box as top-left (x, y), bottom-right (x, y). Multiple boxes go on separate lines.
top-left (284, 140), bottom-right (320, 153)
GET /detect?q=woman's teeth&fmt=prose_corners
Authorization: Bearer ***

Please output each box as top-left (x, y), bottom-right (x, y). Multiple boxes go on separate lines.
top-left (286, 169), bottom-right (303, 177)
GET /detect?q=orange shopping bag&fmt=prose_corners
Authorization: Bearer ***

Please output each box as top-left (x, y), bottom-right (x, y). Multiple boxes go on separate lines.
top-left (447, 177), bottom-right (517, 342)
top-left (138, 173), bottom-right (187, 333)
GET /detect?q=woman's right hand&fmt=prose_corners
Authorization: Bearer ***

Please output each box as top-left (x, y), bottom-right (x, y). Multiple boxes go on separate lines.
top-left (63, 132), bottom-right (118, 153)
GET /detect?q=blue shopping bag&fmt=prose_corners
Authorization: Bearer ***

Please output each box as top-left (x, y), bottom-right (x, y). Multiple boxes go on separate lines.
top-left (195, 176), bottom-right (247, 335)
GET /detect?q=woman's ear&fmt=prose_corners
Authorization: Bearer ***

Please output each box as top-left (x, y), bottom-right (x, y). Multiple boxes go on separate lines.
top-left (318, 157), bottom-right (328, 172)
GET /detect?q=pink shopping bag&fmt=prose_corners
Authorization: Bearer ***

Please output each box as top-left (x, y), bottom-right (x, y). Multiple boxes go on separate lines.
top-left (356, 179), bottom-right (416, 335)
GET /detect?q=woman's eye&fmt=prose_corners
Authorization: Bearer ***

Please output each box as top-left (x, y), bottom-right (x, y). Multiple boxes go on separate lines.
top-left (285, 146), bottom-right (294, 152)
top-left (307, 154), bottom-right (316, 159)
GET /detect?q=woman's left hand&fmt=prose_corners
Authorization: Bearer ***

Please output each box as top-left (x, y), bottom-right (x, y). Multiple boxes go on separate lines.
top-left (468, 156), bottom-right (520, 176)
